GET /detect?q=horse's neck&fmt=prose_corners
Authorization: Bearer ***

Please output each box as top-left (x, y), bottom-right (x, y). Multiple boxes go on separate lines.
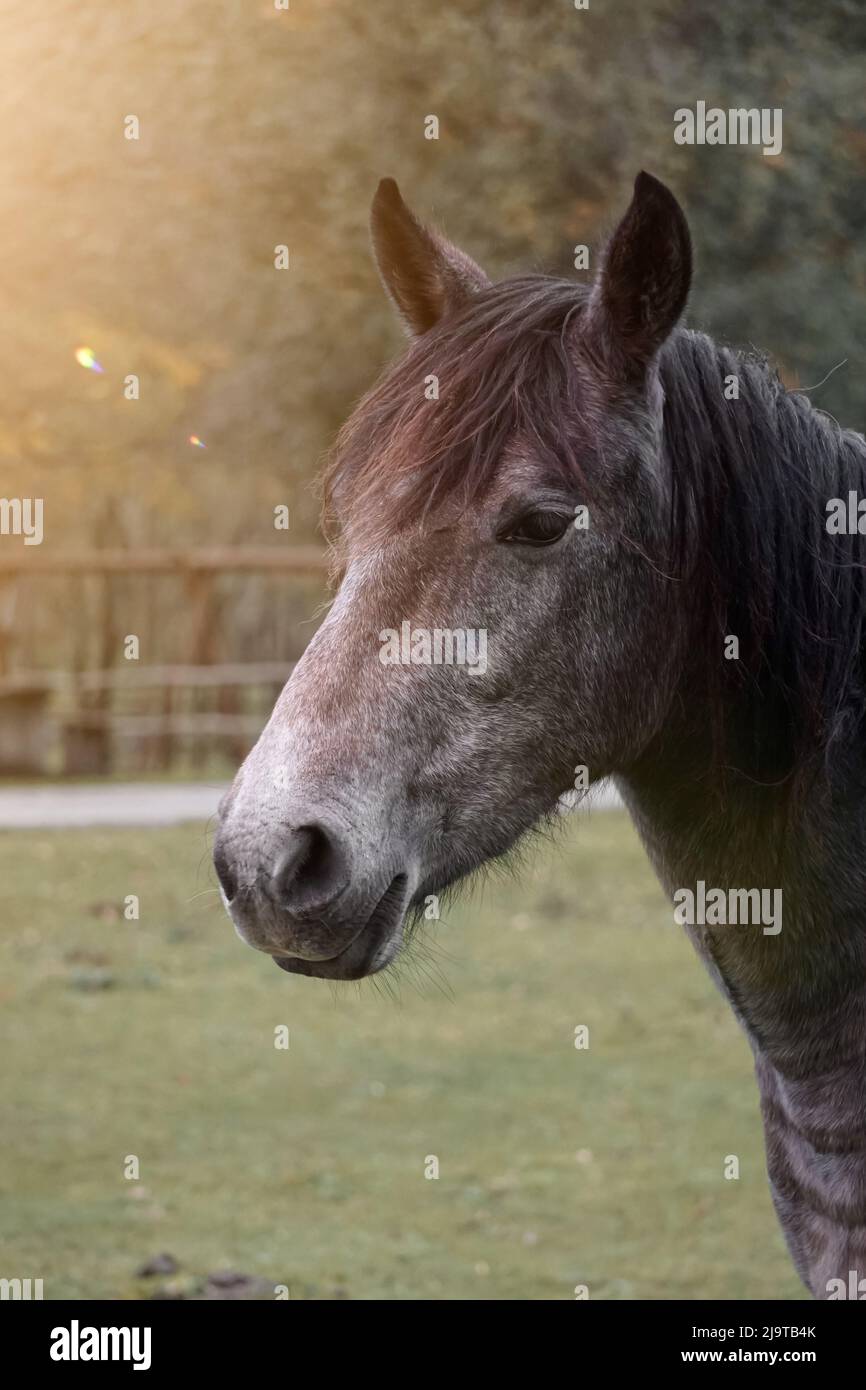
top-left (616, 759), bottom-right (866, 1298)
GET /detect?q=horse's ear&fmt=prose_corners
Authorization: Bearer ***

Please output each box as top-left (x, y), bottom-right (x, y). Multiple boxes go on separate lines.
top-left (370, 178), bottom-right (490, 336)
top-left (585, 171), bottom-right (692, 378)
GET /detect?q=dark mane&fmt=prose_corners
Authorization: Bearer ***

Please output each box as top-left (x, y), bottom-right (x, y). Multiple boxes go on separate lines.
top-left (660, 330), bottom-right (866, 780)
top-left (324, 277), bottom-right (594, 540)
top-left (325, 274), bottom-right (866, 779)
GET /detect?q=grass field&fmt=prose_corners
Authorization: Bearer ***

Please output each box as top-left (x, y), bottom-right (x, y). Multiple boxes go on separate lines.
top-left (0, 807), bottom-right (806, 1301)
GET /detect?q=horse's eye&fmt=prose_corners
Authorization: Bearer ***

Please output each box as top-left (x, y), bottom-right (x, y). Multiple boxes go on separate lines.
top-left (503, 510), bottom-right (572, 547)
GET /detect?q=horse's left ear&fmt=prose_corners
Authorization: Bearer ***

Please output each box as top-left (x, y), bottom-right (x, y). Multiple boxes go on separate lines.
top-left (585, 171), bottom-right (692, 378)
top-left (370, 178), bottom-right (490, 336)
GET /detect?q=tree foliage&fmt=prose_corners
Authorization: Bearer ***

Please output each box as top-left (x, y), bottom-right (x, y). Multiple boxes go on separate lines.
top-left (0, 0), bottom-right (862, 559)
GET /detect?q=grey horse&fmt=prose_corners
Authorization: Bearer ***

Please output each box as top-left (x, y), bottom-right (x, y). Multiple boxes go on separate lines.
top-left (215, 172), bottom-right (866, 1300)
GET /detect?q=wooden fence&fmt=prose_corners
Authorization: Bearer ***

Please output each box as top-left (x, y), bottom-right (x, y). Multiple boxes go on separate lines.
top-left (0, 548), bottom-right (328, 775)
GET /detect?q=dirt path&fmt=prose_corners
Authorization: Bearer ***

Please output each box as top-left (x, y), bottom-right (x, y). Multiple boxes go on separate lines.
top-left (0, 783), bottom-right (228, 829)
top-left (0, 779), bottom-right (622, 829)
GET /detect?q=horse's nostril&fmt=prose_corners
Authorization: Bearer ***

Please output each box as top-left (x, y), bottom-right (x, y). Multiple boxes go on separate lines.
top-left (271, 827), bottom-right (316, 898)
top-left (213, 843), bottom-right (238, 903)
top-left (271, 823), bottom-right (347, 912)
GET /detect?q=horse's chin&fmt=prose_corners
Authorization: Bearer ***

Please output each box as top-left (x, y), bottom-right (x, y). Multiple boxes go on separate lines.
top-left (271, 932), bottom-right (401, 980)
top-left (270, 882), bottom-right (409, 980)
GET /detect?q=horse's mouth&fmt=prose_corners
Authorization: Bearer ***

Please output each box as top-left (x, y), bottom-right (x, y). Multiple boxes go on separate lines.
top-left (271, 874), bottom-right (409, 980)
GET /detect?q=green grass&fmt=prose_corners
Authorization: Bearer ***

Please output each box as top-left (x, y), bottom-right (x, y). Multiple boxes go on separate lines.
top-left (0, 809), bottom-right (806, 1301)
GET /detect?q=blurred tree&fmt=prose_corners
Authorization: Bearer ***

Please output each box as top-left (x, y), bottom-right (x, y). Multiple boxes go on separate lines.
top-left (0, 0), bottom-right (862, 665)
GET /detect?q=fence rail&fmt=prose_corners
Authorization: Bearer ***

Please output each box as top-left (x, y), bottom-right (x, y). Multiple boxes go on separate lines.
top-left (0, 546), bottom-right (327, 774)
top-left (0, 663), bottom-right (293, 697)
top-left (0, 546), bottom-right (329, 575)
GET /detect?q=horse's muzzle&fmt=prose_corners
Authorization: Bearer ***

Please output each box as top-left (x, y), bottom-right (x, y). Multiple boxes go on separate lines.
top-left (213, 816), bottom-right (414, 979)
top-left (271, 873), bottom-right (410, 979)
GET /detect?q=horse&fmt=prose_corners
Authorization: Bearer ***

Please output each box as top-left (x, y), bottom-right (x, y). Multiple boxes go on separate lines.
top-left (214, 171), bottom-right (866, 1300)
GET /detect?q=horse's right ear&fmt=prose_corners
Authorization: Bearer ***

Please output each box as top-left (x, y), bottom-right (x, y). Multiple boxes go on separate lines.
top-left (584, 171), bottom-right (692, 379)
top-left (370, 178), bottom-right (490, 336)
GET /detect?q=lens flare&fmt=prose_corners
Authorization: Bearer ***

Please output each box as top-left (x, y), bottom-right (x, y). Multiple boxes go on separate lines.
top-left (74, 345), bottom-right (104, 373)
top-left (188, 435), bottom-right (206, 448)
